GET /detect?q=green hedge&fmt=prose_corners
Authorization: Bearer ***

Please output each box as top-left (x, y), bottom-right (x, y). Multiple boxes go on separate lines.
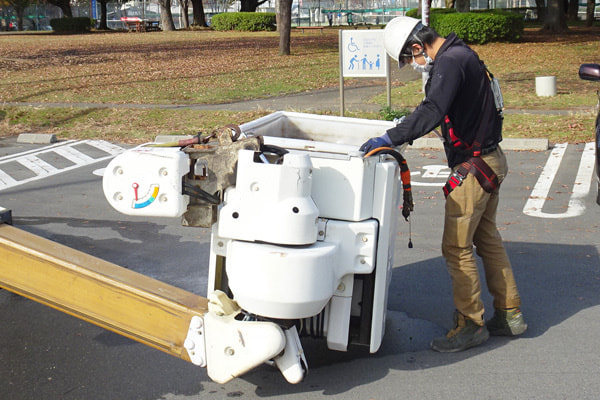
top-left (404, 8), bottom-right (523, 44)
top-left (211, 12), bottom-right (276, 31)
top-left (50, 17), bottom-right (94, 33)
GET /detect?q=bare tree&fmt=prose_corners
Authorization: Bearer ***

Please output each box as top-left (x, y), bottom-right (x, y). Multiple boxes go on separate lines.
top-left (7, 0), bottom-right (31, 30)
top-left (158, 0), bottom-right (176, 30)
top-left (585, 0), bottom-right (596, 27)
top-left (543, 0), bottom-right (567, 31)
top-left (534, 0), bottom-right (547, 22)
top-left (455, 0), bottom-right (469, 12)
top-left (179, 0), bottom-right (189, 28)
top-left (46, 0), bottom-right (72, 17)
top-left (241, 0), bottom-right (268, 12)
top-left (278, 0), bottom-right (292, 55)
top-left (190, 0), bottom-right (208, 26)
top-left (567, 0), bottom-right (578, 21)
top-left (98, 0), bottom-right (109, 29)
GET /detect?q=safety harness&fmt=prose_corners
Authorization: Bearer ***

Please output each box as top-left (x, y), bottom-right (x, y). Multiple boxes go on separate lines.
top-left (442, 61), bottom-right (503, 199)
top-left (443, 157), bottom-right (499, 198)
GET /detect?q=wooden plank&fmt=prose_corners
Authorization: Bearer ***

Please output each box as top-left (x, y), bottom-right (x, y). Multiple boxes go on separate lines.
top-left (0, 223), bottom-right (208, 362)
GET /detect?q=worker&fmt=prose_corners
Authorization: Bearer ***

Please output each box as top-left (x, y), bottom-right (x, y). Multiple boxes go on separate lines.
top-left (360, 16), bottom-right (527, 352)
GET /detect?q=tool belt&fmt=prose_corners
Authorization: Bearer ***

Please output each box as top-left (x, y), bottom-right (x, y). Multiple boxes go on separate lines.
top-left (443, 156), bottom-right (499, 198)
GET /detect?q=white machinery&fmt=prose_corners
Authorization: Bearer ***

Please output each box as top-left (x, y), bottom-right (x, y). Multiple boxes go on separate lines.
top-left (102, 112), bottom-right (408, 384)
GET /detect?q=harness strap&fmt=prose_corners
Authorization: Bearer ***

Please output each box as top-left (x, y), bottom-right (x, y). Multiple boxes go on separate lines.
top-left (443, 157), bottom-right (499, 198)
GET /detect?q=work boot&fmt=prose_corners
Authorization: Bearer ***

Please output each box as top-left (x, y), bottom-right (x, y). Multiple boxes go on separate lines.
top-left (486, 307), bottom-right (528, 336)
top-left (431, 312), bottom-right (489, 353)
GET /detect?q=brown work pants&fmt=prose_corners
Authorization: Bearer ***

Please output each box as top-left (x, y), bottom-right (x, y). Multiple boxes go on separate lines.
top-left (442, 147), bottom-right (521, 325)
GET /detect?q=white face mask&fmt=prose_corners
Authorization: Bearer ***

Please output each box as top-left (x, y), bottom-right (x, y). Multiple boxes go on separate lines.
top-left (411, 52), bottom-right (433, 73)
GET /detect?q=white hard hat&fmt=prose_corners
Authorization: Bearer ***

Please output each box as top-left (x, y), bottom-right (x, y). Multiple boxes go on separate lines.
top-left (383, 16), bottom-right (422, 67)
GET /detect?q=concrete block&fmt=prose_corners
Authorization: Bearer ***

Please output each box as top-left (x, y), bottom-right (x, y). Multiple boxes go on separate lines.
top-left (17, 133), bottom-right (57, 144)
top-left (502, 138), bottom-right (549, 151)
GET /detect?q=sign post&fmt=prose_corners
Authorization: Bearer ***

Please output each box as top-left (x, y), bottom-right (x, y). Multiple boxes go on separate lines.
top-left (339, 30), bottom-right (390, 117)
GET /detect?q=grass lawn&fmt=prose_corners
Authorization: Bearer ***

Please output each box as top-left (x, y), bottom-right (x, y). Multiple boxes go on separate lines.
top-left (1, 25), bottom-right (599, 143)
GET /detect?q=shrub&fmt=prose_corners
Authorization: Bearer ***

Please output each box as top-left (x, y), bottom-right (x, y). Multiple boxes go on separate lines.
top-left (379, 106), bottom-right (411, 121)
top-left (50, 17), bottom-right (94, 33)
top-left (403, 8), bottom-right (523, 44)
top-left (211, 12), bottom-right (276, 32)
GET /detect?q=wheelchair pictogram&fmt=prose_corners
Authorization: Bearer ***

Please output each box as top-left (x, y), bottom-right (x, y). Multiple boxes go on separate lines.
top-left (347, 37), bottom-right (359, 52)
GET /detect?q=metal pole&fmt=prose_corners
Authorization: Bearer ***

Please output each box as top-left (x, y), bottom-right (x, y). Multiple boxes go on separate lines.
top-left (421, 0), bottom-right (430, 92)
top-left (386, 55), bottom-right (391, 108)
top-left (339, 29), bottom-right (345, 117)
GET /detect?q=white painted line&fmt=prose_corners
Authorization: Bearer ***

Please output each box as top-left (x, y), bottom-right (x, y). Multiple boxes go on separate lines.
top-left (0, 140), bottom-right (78, 163)
top-left (0, 169), bottom-right (18, 188)
top-left (84, 140), bottom-right (127, 155)
top-left (566, 141), bottom-right (595, 214)
top-left (16, 155), bottom-right (58, 176)
top-left (411, 164), bottom-right (450, 187)
top-left (53, 146), bottom-right (95, 164)
top-left (523, 143), bottom-right (567, 217)
top-left (523, 143), bottom-right (595, 218)
top-left (0, 140), bottom-right (126, 191)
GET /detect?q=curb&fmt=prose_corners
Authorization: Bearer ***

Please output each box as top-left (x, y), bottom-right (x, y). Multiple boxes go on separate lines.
top-left (17, 133), bottom-right (57, 144)
top-left (412, 137), bottom-right (549, 151)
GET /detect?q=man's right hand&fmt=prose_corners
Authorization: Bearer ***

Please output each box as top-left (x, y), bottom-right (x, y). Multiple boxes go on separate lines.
top-left (359, 134), bottom-right (392, 153)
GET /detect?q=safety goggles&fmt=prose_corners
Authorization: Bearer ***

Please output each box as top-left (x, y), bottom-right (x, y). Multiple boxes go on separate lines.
top-left (397, 49), bottom-right (424, 68)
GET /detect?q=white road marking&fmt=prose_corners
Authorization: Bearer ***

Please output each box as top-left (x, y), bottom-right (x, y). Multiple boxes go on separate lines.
top-left (0, 140), bottom-right (78, 162)
top-left (523, 142), bottom-right (595, 218)
top-left (53, 146), bottom-right (95, 164)
top-left (0, 140), bottom-right (125, 191)
top-left (411, 164), bottom-right (450, 186)
top-left (17, 155), bottom-right (58, 176)
top-left (0, 169), bottom-right (17, 187)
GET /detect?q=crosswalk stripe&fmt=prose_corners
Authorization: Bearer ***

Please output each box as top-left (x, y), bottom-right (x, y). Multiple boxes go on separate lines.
top-left (0, 140), bottom-right (125, 191)
top-left (16, 155), bottom-right (58, 176)
top-left (0, 169), bottom-right (18, 188)
top-left (85, 140), bottom-right (127, 155)
top-left (53, 146), bottom-right (95, 164)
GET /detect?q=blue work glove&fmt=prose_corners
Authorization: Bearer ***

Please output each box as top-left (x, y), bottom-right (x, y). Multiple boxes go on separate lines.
top-left (360, 133), bottom-right (392, 153)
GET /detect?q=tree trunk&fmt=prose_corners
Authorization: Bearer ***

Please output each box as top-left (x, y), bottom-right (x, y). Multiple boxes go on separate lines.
top-left (455, 0), bottom-right (470, 13)
top-left (179, 0), bottom-right (189, 29)
top-left (275, 0), bottom-right (280, 31)
top-left (567, 0), bottom-right (578, 21)
top-left (99, 0), bottom-right (109, 30)
top-left (158, 0), bottom-right (176, 31)
top-left (15, 7), bottom-right (24, 31)
top-left (241, 0), bottom-right (268, 12)
top-left (46, 0), bottom-right (73, 18)
top-left (543, 0), bottom-right (568, 31)
top-left (278, 0), bottom-right (292, 56)
top-left (190, 0), bottom-right (208, 27)
top-left (585, 0), bottom-right (595, 26)
top-left (535, 0), bottom-right (546, 22)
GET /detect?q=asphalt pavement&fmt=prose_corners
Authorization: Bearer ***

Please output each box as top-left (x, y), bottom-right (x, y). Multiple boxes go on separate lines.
top-left (1, 139), bottom-right (599, 400)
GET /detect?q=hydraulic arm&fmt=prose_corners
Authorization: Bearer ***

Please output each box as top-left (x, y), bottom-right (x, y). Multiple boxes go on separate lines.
top-left (0, 222), bottom-right (208, 362)
top-left (1, 111), bottom-right (408, 384)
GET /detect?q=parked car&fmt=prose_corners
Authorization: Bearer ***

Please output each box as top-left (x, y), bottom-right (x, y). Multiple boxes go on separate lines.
top-left (578, 63), bottom-right (600, 205)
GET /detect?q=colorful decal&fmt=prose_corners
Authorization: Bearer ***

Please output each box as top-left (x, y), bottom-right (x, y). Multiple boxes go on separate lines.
top-left (131, 182), bottom-right (160, 209)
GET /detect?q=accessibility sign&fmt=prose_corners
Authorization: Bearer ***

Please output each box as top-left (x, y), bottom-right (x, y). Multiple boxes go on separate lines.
top-left (340, 30), bottom-right (388, 78)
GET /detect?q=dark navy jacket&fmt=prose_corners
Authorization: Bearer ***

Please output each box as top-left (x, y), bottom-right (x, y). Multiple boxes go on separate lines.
top-left (386, 33), bottom-right (502, 168)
